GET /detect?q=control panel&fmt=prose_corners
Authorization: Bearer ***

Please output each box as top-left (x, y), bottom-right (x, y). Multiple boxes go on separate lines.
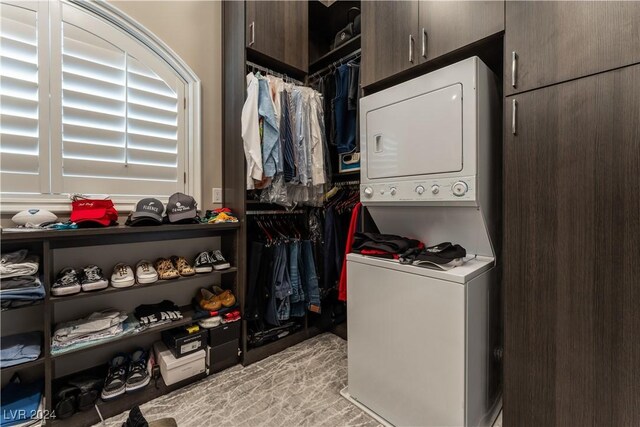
top-left (361, 176), bottom-right (477, 204)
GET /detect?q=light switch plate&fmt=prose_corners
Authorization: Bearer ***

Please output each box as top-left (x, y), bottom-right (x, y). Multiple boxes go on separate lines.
top-left (212, 188), bottom-right (223, 203)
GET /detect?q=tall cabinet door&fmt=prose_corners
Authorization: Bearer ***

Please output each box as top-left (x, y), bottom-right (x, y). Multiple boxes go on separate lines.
top-left (503, 64), bottom-right (640, 426)
top-left (361, 0), bottom-right (419, 87)
top-left (505, 1), bottom-right (640, 95)
top-left (282, 0), bottom-right (308, 72)
top-left (418, 1), bottom-right (504, 63)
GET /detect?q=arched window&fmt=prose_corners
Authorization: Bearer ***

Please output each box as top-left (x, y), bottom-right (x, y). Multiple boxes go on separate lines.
top-left (0, 0), bottom-right (201, 211)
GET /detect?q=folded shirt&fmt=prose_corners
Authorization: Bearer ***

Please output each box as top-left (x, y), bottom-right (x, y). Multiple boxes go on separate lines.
top-left (0, 250), bottom-right (39, 279)
top-left (0, 332), bottom-right (42, 368)
top-left (0, 276), bottom-right (45, 301)
top-left (0, 380), bottom-right (43, 427)
top-left (134, 300), bottom-right (183, 326)
top-left (352, 232), bottom-right (423, 256)
top-left (51, 314), bottom-right (142, 355)
top-left (53, 310), bottom-right (127, 345)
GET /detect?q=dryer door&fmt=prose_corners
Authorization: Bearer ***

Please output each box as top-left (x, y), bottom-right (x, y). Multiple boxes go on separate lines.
top-left (365, 83), bottom-right (463, 180)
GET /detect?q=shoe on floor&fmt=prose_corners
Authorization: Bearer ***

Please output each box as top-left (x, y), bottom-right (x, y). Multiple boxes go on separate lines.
top-left (155, 258), bottom-right (180, 280)
top-left (111, 263), bottom-right (135, 288)
top-left (210, 250), bottom-right (231, 271)
top-left (123, 405), bottom-right (178, 427)
top-left (52, 267), bottom-right (82, 296)
top-left (136, 260), bottom-right (158, 284)
top-left (101, 354), bottom-right (128, 401)
top-left (80, 265), bottom-right (109, 292)
top-left (194, 251), bottom-right (213, 273)
top-left (125, 349), bottom-right (150, 393)
top-left (197, 288), bottom-right (222, 311)
top-left (170, 256), bottom-right (196, 277)
top-left (212, 286), bottom-right (236, 307)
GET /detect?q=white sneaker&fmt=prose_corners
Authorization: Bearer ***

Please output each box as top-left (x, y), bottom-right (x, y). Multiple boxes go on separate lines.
top-left (136, 260), bottom-right (158, 284)
top-left (111, 263), bottom-right (135, 288)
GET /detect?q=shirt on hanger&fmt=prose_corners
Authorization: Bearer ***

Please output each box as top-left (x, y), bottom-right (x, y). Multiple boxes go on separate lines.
top-left (241, 72), bottom-right (262, 189)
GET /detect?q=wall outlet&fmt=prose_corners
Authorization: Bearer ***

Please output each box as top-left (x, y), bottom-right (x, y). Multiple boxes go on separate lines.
top-left (212, 188), bottom-right (223, 204)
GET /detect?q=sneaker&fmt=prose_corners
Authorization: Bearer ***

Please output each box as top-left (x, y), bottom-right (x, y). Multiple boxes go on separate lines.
top-left (154, 258), bottom-right (180, 280)
top-left (101, 354), bottom-right (128, 400)
top-left (170, 256), bottom-right (196, 277)
top-left (52, 268), bottom-right (82, 296)
top-left (125, 349), bottom-right (150, 393)
top-left (198, 316), bottom-right (221, 329)
top-left (135, 260), bottom-right (158, 285)
top-left (197, 288), bottom-right (222, 311)
top-left (194, 252), bottom-right (213, 274)
top-left (80, 265), bottom-right (109, 292)
top-left (210, 250), bottom-right (231, 270)
top-left (212, 286), bottom-right (236, 307)
top-left (221, 309), bottom-right (241, 324)
top-left (111, 263), bottom-right (135, 288)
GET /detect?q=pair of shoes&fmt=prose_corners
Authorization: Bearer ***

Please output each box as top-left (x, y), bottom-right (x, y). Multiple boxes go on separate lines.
top-left (197, 286), bottom-right (236, 311)
top-left (193, 250), bottom-right (230, 273)
top-left (52, 266), bottom-right (108, 296)
top-left (101, 349), bottom-right (150, 401)
top-left (154, 256), bottom-right (196, 280)
top-left (111, 260), bottom-right (158, 288)
top-left (221, 309), bottom-right (241, 323)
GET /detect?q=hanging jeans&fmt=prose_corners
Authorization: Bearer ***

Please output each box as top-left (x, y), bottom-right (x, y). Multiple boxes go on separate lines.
top-left (289, 241), bottom-right (306, 318)
top-left (301, 240), bottom-right (321, 313)
top-left (333, 64), bottom-right (357, 154)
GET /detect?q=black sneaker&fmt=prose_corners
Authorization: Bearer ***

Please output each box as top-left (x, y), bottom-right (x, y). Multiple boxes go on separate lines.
top-left (194, 251), bottom-right (213, 273)
top-left (125, 349), bottom-right (150, 393)
top-left (210, 250), bottom-right (230, 271)
top-left (122, 406), bottom-right (148, 427)
top-left (80, 265), bottom-right (109, 292)
top-left (101, 354), bottom-right (128, 401)
top-left (52, 268), bottom-right (82, 296)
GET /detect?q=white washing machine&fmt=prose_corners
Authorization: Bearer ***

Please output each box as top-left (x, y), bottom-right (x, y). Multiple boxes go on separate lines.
top-left (342, 57), bottom-right (502, 426)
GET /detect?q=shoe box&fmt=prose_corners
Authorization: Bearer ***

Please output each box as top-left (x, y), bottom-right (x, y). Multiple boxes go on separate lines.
top-left (206, 321), bottom-right (240, 373)
top-left (161, 326), bottom-right (208, 358)
top-left (153, 341), bottom-right (205, 386)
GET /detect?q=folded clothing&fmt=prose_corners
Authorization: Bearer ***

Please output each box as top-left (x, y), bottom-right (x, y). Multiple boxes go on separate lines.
top-left (405, 242), bottom-right (467, 270)
top-left (51, 315), bottom-right (141, 355)
top-left (134, 300), bottom-right (183, 326)
top-left (352, 232), bottom-right (423, 257)
top-left (53, 310), bottom-right (127, 347)
top-left (0, 250), bottom-right (39, 279)
top-left (0, 276), bottom-right (45, 301)
top-left (0, 332), bottom-right (42, 368)
top-left (1, 380), bottom-right (43, 427)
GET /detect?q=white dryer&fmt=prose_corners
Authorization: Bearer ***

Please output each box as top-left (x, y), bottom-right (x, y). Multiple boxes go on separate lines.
top-left (343, 57), bottom-right (502, 426)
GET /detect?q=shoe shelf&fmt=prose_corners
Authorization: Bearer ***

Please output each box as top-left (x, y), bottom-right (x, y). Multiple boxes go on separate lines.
top-left (0, 300), bottom-right (45, 313)
top-left (49, 268), bottom-right (238, 304)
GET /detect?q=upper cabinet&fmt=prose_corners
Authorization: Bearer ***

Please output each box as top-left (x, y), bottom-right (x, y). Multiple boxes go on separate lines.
top-left (505, 1), bottom-right (640, 95)
top-left (361, 1), bottom-right (419, 87)
top-left (362, 1), bottom-right (504, 87)
top-left (419, 1), bottom-right (504, 63)
top-left (246, 1), bottom-right (308, 72)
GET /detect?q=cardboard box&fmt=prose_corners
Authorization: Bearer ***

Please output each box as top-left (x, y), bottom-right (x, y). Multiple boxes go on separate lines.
top-left (161, 326), bottom-right (207, 358)
top-left (153, 341), bottom-right (205, 386)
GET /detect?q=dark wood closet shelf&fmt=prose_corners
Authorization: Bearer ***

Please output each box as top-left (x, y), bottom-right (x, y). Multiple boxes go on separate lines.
top-left (49, 268), bottom-right (238, 304)
top-left (1, 300), bottom-right (45, 313)
top-left (308, 35), bottom-right (361, 74)
top-left (51, 372), bottom-right (208, 427)
top-left (0, 357), bottom-right (45, 376)
top-left (51, 305), bottom-right (197, 359)
top-left (243, 325), bottom-right (322, 366)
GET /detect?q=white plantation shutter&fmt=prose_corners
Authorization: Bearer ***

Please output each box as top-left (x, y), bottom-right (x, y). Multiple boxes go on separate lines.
top-left (55, 3), bottom-right (185, 196)
top-left (0, 2), bottom-right (49, 194)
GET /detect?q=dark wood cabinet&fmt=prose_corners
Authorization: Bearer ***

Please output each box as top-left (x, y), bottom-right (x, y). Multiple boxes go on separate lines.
top-left (361, 0), bottom-right (419, 87)
top-left (419, 1), bottom-right (503, 63)
top-left (246, 0), bottom-right (308, 72)
top-left (503, 64), bottom-right (640, 426)
top-left (505, 1), bottom-right (640, 95)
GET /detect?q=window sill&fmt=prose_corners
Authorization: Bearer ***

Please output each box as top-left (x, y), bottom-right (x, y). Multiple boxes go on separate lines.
top-left (0, 196), bottom-right (165, 216)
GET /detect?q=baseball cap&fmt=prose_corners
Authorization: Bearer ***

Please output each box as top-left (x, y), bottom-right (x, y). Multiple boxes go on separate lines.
top-left (166, 192), bottom-right (198, 223)
top-left (126, 198), bottom-right (165, 226)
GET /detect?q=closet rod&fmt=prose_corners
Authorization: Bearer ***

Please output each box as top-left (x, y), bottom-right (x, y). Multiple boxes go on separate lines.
top-left (308, 48), bottom-right (361, 81)
top-left (246, 60), bottom-right (305, 85)
top-left (246, 209), bottom-right (305, 215)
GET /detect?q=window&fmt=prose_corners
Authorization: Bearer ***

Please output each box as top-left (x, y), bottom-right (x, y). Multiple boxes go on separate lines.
top-left (0, 0), bottom-right (201, 212)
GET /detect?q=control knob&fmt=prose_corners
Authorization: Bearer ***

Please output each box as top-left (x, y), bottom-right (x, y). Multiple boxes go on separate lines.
top-left (452, 181), bottom-right (468, 197)
top-left (364, 187), bottom-right (373, 198)
top-left (431, 185), bottom-right (440, 195)
top-left (390, 187), bottom-right (397, 196)
top-left (415, 185), bottom-right (425, 195)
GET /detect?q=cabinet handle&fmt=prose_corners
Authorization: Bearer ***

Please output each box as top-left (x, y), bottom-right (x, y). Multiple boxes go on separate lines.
top-left (511, 99), bottom-right (517, 135)
top-left (409, 34), bottom-right (415, 63)
top-left (511, 51), bottom-right (517, 88)
top-left (249, 21), bottom-right (255, 47)
top-left (421, 28), bottom-right (427, 58)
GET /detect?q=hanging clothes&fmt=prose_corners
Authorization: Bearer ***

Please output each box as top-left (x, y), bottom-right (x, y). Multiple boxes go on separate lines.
top-left (241, 73), bottom-right (262, 189)
top-left (338, 202), bottom-right (362, 301)
top-left (333, 64), bottom-right (357, 154)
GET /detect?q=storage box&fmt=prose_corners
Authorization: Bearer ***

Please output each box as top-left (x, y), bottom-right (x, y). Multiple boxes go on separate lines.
top-left (208, 341), bottom-right (239, 373)
top-left (153, 341), bottom-right (205, 386)
top-left (161, 326), bottom-right (207, 358)
top-left (207, 321), bottom-right (240, 346)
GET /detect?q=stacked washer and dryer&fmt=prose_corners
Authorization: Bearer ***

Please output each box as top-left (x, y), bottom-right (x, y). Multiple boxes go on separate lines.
top-left (342, 57), bottom-right (502, 426)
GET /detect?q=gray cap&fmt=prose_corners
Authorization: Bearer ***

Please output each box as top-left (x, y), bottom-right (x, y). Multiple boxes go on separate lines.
top-left (130, 198), bottom-right (164, 224)
top-left (166, 192), bottom-right (197, 223)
